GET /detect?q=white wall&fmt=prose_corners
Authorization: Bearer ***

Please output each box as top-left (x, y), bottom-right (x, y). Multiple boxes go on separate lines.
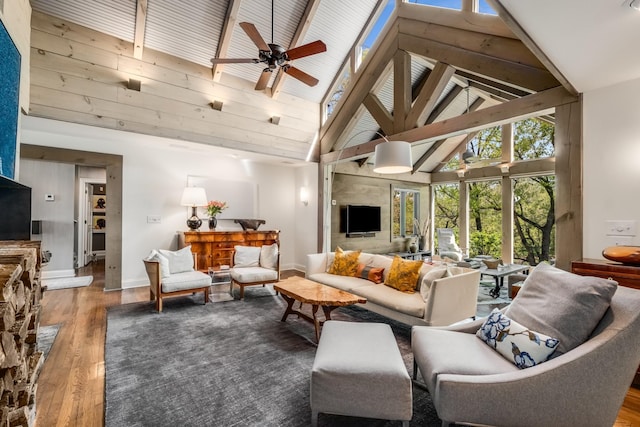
top-left (294, 163), bottom-right (319, 271)
top-left (19, 158), bottom-right (75, 277)
top-left (21, 115), bottom-right (318, 288)
top-left (583, 76), bottom-right (640, 258)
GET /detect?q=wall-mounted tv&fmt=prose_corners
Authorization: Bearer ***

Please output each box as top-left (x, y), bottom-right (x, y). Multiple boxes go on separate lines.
top-left (0, 176), bottom-right (31, 240)
top-left (340, 205), bottom-right (381, 236)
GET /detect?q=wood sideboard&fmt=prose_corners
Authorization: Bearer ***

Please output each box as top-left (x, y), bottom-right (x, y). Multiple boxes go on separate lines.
top-left (179, 230), bottom-right (280, 271)
top-left (571, 258), bottom-right (640, 386)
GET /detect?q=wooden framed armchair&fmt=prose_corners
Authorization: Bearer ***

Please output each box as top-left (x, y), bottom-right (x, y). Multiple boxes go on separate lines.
top-left (144, 248), bottom-right (211, 311)
top-left (229, 243), bottom-right (280, 300)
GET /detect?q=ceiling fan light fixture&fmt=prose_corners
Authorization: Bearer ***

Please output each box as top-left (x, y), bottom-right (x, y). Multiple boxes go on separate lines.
top-left (373, 140), bottom-right (413, 174)
top-left (462, 147), bottom-right (477, 164)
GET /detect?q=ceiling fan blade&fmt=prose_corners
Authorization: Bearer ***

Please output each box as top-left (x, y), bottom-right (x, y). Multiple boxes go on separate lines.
top-left (254, 69), bottom-right (272, 91)
top-left (283, 66), bottom-right (319, 87)
top-left (210, 58), bottom-right (258, 64)
top-left (284, 40), bottom-right (326, 61)
top-left (239, 22), bottom-right (270, 52)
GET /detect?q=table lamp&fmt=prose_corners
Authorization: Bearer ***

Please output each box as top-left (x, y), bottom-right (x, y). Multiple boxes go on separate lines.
top-left (180, 187), bottom-right (208, 230)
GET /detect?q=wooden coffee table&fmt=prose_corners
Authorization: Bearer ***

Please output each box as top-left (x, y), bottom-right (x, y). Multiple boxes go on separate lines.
top-left (274, 277), bottom-right (366, 342)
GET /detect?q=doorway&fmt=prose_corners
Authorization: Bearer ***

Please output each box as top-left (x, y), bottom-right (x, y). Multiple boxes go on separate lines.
top-left (77, 178), bottom-right (107, 268)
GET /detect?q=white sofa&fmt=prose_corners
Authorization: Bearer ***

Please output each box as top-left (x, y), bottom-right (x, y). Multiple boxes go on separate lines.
top-left (306, 252), bottom-right (481, 326)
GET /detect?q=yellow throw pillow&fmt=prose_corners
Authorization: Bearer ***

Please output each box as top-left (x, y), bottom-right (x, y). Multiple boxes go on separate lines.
top-left (328, 247), bottom-right (361, 277)
top-left (385, 256), bottom-right (423, 293)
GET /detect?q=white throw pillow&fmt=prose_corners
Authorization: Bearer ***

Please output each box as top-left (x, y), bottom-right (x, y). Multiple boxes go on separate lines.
top-left (234, 245), bottom-right (261, 268)
top-left (146, 249), bottom-right (171, 279)
top-left (419, 266), bottom-right (448, 301)
top-left (476, 308), bottom-right (560, 369)
top-left (259, 243), bottom-right (278, 269)
top-left (158, 246), bottom-right (194, 274)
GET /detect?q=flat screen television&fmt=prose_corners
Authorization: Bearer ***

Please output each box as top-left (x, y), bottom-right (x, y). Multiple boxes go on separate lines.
top-left (340, 205), bottom-right (381, 236)
top-left (0, 176), bottom-right (31, 240)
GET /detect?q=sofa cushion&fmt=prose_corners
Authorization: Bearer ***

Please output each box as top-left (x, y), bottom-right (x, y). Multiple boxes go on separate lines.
top-left (233, 245), bottom-right (261, 267)
top-left (368, 254), bottom-right (394, 281)
top-left (356, 284), bottom-right (425, 318)
top-left (412, 327), bottom-right (518, 393)
top-left (328, 247), bottom-right (361, 277)
top-left (504, 263), bottom-right (617, 355)
top-left (419, 266), bottom-right (448, 301)
top-left (158, 246), bottom-right (194, 274)
top-left (161, 270), bottom-right (210, 293)
top-left (384, 256), bottom-right (423, 293)
top-left (259, 243), bottom-right (278, 269)
top-left (146, 249), bottom-right (171, 279)
top-left (355, 264), bottom-right (384, 284)
top-left (307, 273), bottom-right (373, 292)
top-left (477, 308), bottom-right (560, 369)
top-left (231, 267), bottom-right (278, 283)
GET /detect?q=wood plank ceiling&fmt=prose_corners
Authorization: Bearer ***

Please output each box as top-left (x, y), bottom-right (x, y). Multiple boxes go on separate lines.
top-left (27, 0), bottom-right (574, 173)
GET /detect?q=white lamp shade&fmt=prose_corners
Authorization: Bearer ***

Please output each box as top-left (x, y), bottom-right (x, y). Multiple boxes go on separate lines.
top-left (180, 187), bottom-right (208, 207)
top-left (373, 141), bottom-right (412, 174)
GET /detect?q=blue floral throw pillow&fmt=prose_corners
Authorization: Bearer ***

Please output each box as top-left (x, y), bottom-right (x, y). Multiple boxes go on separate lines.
top-left (476, 308), bottom-right (560, 369)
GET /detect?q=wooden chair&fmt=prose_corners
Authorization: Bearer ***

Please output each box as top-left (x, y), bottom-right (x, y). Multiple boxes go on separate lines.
top-left (229, 245), bottom-right (280, 300)
top-left (143, 253), bottom-right (210, 312)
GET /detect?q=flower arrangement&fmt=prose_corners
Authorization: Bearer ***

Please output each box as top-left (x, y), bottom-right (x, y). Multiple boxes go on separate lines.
top-left (206, 200), bottom-right (227, 217)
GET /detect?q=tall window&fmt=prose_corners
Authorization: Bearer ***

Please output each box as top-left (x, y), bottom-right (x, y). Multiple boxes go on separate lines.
top-left (513, 175), bottom-right (556, 265)
top-left (433, 183), bottom-right (460, 247)
top-left (392, 188), bottom-right (420, 238)
top-left (469, 180), bottom-right (502, 257)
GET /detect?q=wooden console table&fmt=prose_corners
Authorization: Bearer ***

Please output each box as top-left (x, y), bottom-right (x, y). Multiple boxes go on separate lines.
top-left (179, 230), bottom-right (280, 271)
top-left (571, 258), bottom-right (640, 386)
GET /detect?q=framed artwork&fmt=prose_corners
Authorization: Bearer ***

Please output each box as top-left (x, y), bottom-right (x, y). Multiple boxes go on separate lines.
top-left (93, 214), bottom-right (106, 230)
top-left (0, 19), bottom-right (21, 179)
top-left (93, 195), bottom-right (107, 210)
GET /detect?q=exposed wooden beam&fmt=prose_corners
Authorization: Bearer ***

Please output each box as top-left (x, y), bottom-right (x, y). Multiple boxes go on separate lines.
top-left (319, 27), bottom-right (398, 154)
top-left (133, 0), bottom-right (148, 60)
top-left (456, 69), bottom-right (531, 98)
top-left (413, 139), bottom-right (447, 173)
top-left (425, 84), bottom-right (462, 125)
top-left (212, 0), bottom-right (242, 82)
top-left (393, 50), bottom-right (412, 133)
top-left (321, 86), bottom-right (576, 164)
top-left (271, 0), bottom-right (321, 98)
top-left (334, 161), bottom-right (431, 183)
top-left (397, 2), bottom-right (517, 39)
top-left (461, 0), bottom-right (479, 12)
top-left (363, 93), bottom-right (394, 135)
top-left (431, 157), bottom-right (555, 183)
top-left (405, 61), bottom-right (455, 128)
top-left (554, 98), bottom-right (583, 270)
top-left (485, 0), bottom-right (578, 95)
top-left (399, 33), bottom-right (558, 92)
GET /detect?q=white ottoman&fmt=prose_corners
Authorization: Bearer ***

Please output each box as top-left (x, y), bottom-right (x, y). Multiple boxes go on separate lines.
top-left (310, 320), bottom-right (412, 426)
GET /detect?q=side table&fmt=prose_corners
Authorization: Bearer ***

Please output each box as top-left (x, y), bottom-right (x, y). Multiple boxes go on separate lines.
top-left (207, 267), bottom-right (234, 302)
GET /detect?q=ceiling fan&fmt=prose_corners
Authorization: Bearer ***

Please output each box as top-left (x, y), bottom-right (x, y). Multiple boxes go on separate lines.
top-left (210, 2), bottom-right (326, 91)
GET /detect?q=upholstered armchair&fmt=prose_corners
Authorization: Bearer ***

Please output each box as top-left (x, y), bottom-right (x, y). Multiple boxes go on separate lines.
top-left (230, 243), bottom-right (280, 300)
top-left (144, 246), bottom-right (211, 312)
top-left (412, 264), bottom-right (640, 426)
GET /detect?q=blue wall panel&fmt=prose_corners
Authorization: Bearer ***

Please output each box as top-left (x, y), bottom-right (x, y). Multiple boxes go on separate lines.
top-left (0, 19), bottom-right (21, 179)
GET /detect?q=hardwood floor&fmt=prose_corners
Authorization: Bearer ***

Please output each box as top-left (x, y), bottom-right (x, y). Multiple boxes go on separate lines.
top-left (35, 262), bottom-right (640, 426)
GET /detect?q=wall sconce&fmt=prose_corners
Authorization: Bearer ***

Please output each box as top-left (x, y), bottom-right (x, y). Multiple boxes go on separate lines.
top-left (210, 100), bottom-right (224, 111)
top-left (127, 78), bottom-right (141, 91)
top-left (500, 164), bottom-right (510, 173)
top-left (300, 187), bottom-right (309, 206)
top-left (270, 116), bottom-right (280, 125)
top-left (180, 187), bottom-right (208, 230)
top-left (456, 169), bottom-right (466, 178)
top-left (631, 0), bottom-right (640, 10)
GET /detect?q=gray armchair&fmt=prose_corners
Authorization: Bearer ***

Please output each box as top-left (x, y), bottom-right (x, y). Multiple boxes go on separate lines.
top-left (412, 284), bottom-right (640, 427)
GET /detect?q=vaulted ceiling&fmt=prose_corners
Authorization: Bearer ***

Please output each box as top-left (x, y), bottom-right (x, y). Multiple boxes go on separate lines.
top-left (26, 0), bottom-right (640, 175)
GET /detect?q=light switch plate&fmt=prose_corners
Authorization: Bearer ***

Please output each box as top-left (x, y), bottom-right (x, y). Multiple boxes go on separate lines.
top-left (45, 194), bottom-right (54, 201)
top-left (605, 220), bottom-right (637, 236)
top-left (147, 215), bottom-right (161, 224)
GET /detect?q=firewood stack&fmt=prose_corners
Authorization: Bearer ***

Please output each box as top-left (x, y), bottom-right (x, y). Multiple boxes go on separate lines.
top-left (0, 241), bottom-right (43, 427)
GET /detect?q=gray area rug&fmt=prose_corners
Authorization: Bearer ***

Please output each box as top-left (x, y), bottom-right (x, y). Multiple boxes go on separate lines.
top-left (105, 288), bottom-right (442, 426)
top-left (37, 323), bottom-right (61, 360)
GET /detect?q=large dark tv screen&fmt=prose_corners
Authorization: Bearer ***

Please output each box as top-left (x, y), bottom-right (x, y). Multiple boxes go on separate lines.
top-left (341, 205), bottom-right (381, 234)
top-left (0, 176), bottom-right (31, 240)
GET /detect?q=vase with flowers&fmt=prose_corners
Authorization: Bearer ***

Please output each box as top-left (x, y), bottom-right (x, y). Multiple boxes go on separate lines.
top-left (414, 217), bottom-right (431, 251)
top-left (206, 200), bottom-right (227, 230)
